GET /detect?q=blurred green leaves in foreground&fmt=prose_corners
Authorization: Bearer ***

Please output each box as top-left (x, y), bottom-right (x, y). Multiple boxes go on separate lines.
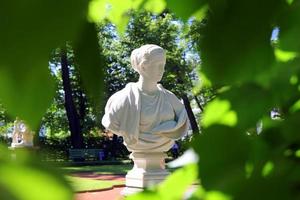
top-left (1, 0), bottom-right (300, 199)
top-left (0, 146), bottom-right (73, 200)
top-left (126, 0), bottom-right (300, 199)
top-left (0, 0), bottom-right (88, 129)
top-left (0, 1), bottom-right (90, 198)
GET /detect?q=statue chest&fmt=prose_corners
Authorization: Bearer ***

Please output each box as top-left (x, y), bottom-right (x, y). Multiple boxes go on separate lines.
top-left (139, 92), bottom-right (174, 131)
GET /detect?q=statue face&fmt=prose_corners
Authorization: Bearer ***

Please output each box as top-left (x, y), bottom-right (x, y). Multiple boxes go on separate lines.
top-left (140, 58), bottom-right (165, 82)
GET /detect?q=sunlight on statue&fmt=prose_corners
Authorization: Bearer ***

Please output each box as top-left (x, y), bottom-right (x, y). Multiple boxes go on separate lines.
top-left (102, 44), bottom-right (188, 195)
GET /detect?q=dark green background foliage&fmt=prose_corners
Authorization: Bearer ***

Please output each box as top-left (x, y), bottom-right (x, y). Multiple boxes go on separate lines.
top-left (1, 0), bottom-right (300, 199)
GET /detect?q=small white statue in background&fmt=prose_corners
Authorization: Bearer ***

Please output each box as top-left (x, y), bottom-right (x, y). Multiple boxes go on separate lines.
top-left (12, 118), bottom-right (21, 145)
top-left (102, 44), bottom-right (188, 195)
top-left (11, 117), bottom-right (34, 148)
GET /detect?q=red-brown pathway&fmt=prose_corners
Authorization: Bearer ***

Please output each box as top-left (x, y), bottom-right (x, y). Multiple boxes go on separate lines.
top-left (73, 172), bottom-right (125, 200)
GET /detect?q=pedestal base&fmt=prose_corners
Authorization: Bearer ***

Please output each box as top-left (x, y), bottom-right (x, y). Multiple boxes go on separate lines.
top-left (10, 143), bottom-right (34, 148)
top-left (8, 146), bottom-right (39, 160)
top-left (121, 187), bottom-right (144, 196)
top-left (8, 146), bottom-right (37, 150)
top-left (122, 152), bottom-right (170, 196)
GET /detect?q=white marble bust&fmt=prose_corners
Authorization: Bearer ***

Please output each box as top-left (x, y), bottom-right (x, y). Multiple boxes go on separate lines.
top-left (102, 44), bottom-right (188, 152)
top-left (102, 44), bottom-right (189, 194)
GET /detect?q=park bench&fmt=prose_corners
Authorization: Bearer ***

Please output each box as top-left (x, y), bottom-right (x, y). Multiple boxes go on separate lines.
top-left (68, 148), bottom-right (104, 161)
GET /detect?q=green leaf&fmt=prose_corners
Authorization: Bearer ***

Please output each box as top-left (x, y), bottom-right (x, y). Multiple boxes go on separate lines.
top-left (0, 66), bottom-right (55, 130)
top-left (278, 1), bottom-right (300, 52)
top-left (89, 0), bottom-right (167, 34)
top-left (234, 175), bottom-right (292, 200)
top-left (289, 99), bottom-right (300, 113)
top-left (88, 0), bottom-right (109, 22)
top-left (198, 0), bottom-right (283, 85)
top-left (286, 0), bottom-right (294, 5)
top-left (126, 190), bottom-right (160, 200)
top-left (233, 149), bottom-right (296, 200)
top-left (157, 164), bottom-right (198, 200)
top-left (192, 125), bottom-right (251, 194)
top-left (74, 22), bottom-right (104, 113)
top-left (202, 98), bottom-right (237, 128)
top-left (0, 146), bottom-right (73, 200)
top-left (166, 0), bottom-right (207, 21)
top-left (246, 137), bottom-right (271, 177)
top-left (289, 75), bottom-right (298, 85)
top-left (105, 0), bottom-right (134, 33)
top-left (192, 4), bottom-right (209, 21)
top-left (280, 111), bottom-right (300, 142)
top-left (188, 187), bottom-right (232, 200)
top-left (295, 149), bottom-right (300, 158)
top-left (144, 0), bottom-right (166, 14)
top-left (199, 72), bottom-right (212, 89)
top-left (221, 84), bottom-right (272, 131)
top-left (274, 48), bottom-right (298, 62)
top-left (261, 161), bottom-right (274, 177)
top-left (0, 0), bottom-right (89, 129)
top-left (264, 60), bottom-right (300, 106)
top-left (205, 191), bottom-right (232, 200)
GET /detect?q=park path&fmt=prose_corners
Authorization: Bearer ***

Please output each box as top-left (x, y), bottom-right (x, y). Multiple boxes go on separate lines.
top-left (72, 172), bottom-right (125, 200)
top-left (73, 172), bottom-right (199, 200)
top-left (75, 186), bottom-right (124, 200)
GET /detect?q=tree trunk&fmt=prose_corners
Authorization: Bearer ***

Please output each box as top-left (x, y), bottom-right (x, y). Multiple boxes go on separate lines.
top-left (33, 122), bottom-right (42, 147)
top-left (78, 90), bottom-right (86, 126)
top-left (61, 48), bottom-right (83, 149)
top-left (194, 95), bottom-right (204, 112)
top-left (182, 94), bottom-right (200, 134)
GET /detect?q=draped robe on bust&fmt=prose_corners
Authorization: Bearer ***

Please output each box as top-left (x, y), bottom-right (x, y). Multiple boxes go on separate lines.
top-left (102, 82), bottom-right (188, 152)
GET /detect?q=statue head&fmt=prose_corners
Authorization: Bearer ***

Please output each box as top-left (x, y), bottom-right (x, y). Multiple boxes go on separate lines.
top-left (130, 44), bottom-right (166, 82)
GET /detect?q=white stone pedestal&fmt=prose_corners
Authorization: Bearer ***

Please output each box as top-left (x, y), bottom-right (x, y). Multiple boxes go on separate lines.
top-left (11, 142), bottom-right (33, 148)
top-left (8, 146), bottom-right (39, 160)
top-left (121, 152), bottom-right (170, 196)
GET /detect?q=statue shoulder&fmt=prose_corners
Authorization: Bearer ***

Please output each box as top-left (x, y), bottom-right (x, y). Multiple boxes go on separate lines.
top-left (158, 86), bottom-right (184, 110)
top-left (102, 82), bottom-right (139, 136)
top-left (158, 85), bottom-right (179, 101)
top-left (105, 83), bottom-right (136, 110)
top-left (107, 90), bottom-right (128, 110)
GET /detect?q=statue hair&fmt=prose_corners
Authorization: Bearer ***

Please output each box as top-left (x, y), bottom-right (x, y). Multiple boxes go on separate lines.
top-left (130, 44), bottom-right (165, 72)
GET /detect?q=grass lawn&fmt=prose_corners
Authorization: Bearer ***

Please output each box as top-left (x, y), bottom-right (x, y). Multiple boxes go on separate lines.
top-left (66, 176), bottom-right (124, 192)
top-left (61, 164), bottom-right (133, 174)
top-left (60, 164), bottom-right (130, 192)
